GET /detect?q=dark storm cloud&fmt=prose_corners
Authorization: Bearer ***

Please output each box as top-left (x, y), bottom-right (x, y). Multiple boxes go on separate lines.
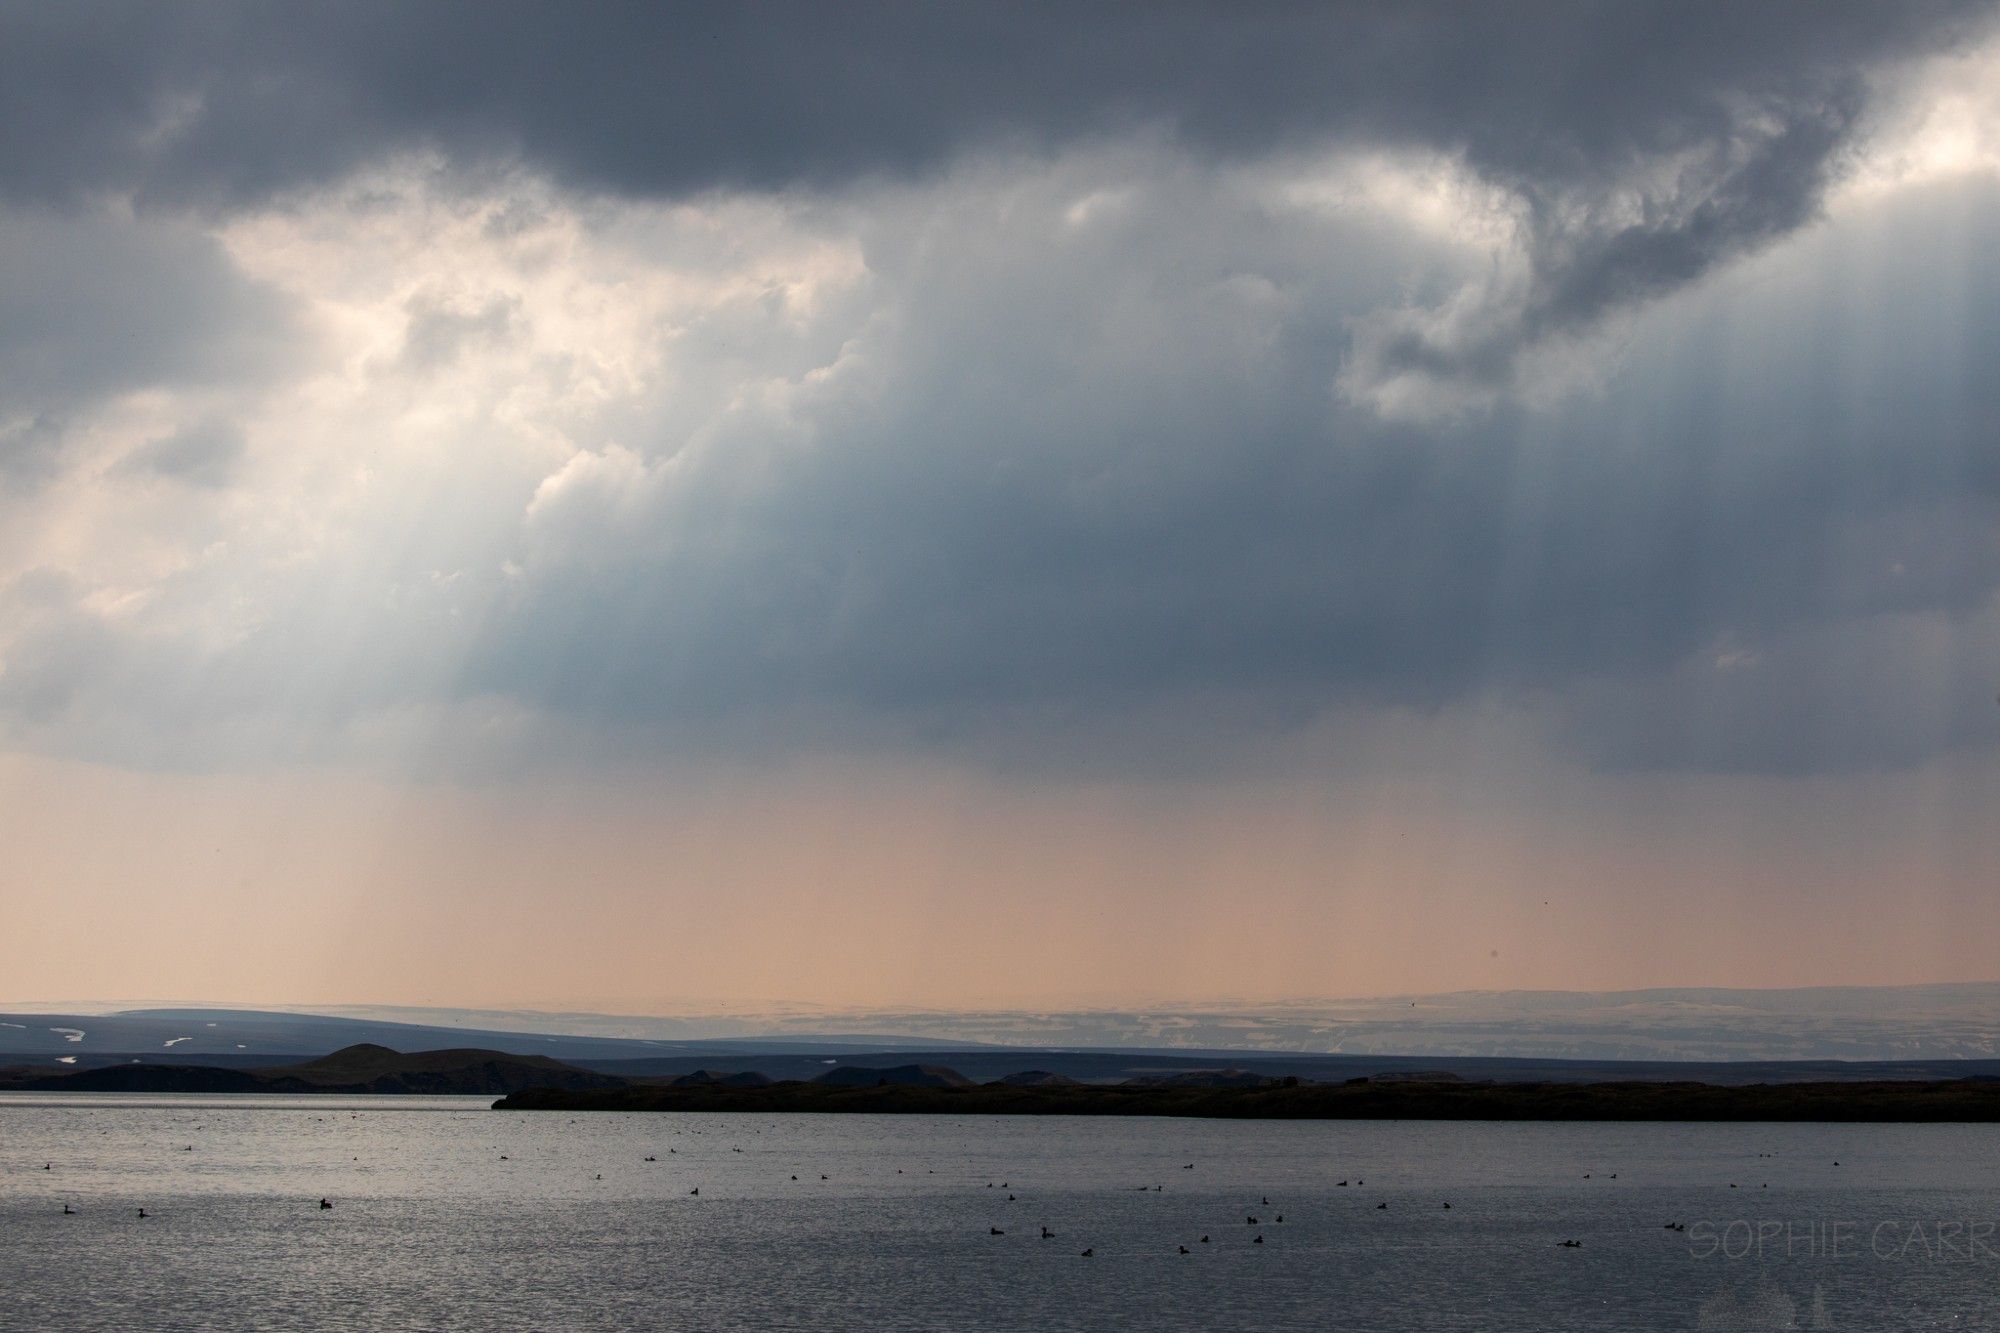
top-left (15, 0), bottom-right (1977, 406)
top-left (0, 1), bottom-right (1979, 204)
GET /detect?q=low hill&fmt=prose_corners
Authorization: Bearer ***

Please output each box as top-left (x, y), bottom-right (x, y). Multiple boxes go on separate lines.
top-left (15, 1063), bottom-right (271, 1093)
top-left (814, 1064), bottom-right (974, 1089)
top-left (0, 1044), bottom-right (625, 1096)
top-left (1126, 1068), bottom-right (1293, 1089)
top-left (668, 1069), bottom-right (774, 1088)
top-left (258, 1044), bottom-right (625, 1094)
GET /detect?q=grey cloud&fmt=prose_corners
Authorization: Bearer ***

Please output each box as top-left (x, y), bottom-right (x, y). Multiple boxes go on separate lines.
top-left (1345, 88), bottom-right (1870, 413)
top-left (0, 570), bottom-right (118, 724)
top-left (461, 169), bottom-right (2000, 775)
top-left (1523, 97), bottom-right (1861, 336)
top-left (0, 206), bottom-right (293, 473)
top-left (398, 291), bottom-right (522, 374)
top-left (1565, 605), bottom-right (2000, 775)
top-left (117, 417), bottom-right (245, 488)
top-left (0, 413), bottom-right (67, 483)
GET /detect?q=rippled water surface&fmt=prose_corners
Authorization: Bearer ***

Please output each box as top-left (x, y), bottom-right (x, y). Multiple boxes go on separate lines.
top-left (4, 1094), bottom-right (1999, 1330)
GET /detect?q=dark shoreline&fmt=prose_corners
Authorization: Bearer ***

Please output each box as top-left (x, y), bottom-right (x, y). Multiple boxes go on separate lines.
top-left (492, 1077), bottom-right (2000, 1121)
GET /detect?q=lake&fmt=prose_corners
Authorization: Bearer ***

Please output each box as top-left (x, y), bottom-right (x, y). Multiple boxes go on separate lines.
top-left (3, 1094), bottom-right (1997, 1330)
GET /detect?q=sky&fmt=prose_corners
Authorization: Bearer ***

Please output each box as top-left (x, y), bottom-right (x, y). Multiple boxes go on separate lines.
top-left (3, 2), bottom-right (2000, 1014)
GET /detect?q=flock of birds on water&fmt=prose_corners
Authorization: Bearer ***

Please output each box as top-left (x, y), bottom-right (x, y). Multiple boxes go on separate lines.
top-left (23, 1113), bottom-right (1844, 1259)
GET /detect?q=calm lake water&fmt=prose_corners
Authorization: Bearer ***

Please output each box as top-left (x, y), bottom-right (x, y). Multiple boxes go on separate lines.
top-left (3, 1094), bottom-right (1998, 1330)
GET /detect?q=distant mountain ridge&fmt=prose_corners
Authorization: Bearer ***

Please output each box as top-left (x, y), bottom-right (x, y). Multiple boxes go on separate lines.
top-left (0, 1007), bottom-right (1007, 1066)
top-left (6, 983), bottom-right (2000, 1066)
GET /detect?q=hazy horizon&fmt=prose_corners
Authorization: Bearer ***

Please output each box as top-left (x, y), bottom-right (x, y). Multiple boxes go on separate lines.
top-left (15, 979), bottom-right (2000, 1019)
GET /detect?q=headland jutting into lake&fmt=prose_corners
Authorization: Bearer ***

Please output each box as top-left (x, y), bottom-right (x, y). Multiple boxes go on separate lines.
top-left (497, 1071), bottom-right (2000, 1121)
